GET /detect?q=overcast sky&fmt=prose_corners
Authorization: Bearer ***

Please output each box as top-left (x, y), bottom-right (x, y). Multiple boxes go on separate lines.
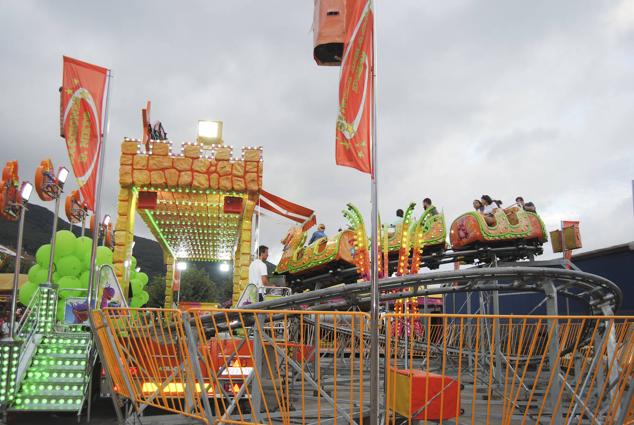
top-left (1, 1), bottom-right (633, 264)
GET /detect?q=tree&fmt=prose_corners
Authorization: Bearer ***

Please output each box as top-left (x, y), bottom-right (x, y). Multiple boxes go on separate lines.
top-left (144, 265), bottom-right (224, 308)
top-left (146, 273), bottom-right (166, 307)
top-left (178, 266), bottom-right (218, 303)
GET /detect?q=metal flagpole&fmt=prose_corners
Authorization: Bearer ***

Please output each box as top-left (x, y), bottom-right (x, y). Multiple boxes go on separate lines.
top-left (369, 0), bottom-right (380, 423)
top-left (87, 70), bottom-right (112, 300)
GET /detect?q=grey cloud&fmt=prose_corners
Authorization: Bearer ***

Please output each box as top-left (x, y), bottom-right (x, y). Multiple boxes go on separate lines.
top-left (0, 0), bottom-right (632, 261)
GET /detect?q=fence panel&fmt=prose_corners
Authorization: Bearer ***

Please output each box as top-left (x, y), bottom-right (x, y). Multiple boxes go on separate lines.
top-left (93, 308), bottom-right (371, 425)
top-left (92, 308), bottom-right (633, 425)
top-left (384, 314), bottom-right (634, 425)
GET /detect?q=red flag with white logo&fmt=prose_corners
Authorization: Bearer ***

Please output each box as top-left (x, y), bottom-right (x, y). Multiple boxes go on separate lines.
top-left (336, 0), bottom-right (373, 174)
top-left (61, 56), bottom-right (109, 211)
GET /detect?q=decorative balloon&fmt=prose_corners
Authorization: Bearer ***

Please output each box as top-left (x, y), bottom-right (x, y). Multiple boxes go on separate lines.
top-left (56, 255), bottom-right (82, 277)
top-left (56, 302), bottom-right (66, 322)
top-left (95, 246), bottom-right (113, 266)
top-left (75, 236), bottom-right (92, 258)
top-left (18, 281), bottom-right (38, 306)
top-left (54, 230), bottom-right (78, 257)
top-left (21, 231), bottom-right (151, 310)
top-left (35, 244), bottom-right (52, 267)
top-left (130, 278), bottom-right (143, 295)
top-left (27, 264), bottom-right (49, 285)
top-left (34, 159), bottom-right (57, 201)
top-left (57, 276), bottom-right (82, 298)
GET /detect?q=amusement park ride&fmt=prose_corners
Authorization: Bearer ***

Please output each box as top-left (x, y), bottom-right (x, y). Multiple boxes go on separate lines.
top-left (0, 2), bottom-right (632, 424)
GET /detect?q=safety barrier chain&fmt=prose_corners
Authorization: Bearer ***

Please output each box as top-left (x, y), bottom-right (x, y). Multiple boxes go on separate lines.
top-left (91, 308), bottom-right (634, 425)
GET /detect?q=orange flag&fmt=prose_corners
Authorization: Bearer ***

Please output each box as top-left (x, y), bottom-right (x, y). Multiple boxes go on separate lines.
top-left (336, 0), bottom-right (373, 174)
top-left (61, 56), bottom-right (109, 210)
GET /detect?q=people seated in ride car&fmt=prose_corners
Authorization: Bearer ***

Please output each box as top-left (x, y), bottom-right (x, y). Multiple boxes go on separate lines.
top-left (481, 195), bottom-right (502, 214)
top-left (480, 195), bottom-right (502, 226)
top-left (422, 198), bottom-right (438, 216)
top-left (308, 223), bottom-right (327, 244)
top-left (473, 199), bottom-right (484, 212)
top-left (515, 196), bottom-right (536, 213)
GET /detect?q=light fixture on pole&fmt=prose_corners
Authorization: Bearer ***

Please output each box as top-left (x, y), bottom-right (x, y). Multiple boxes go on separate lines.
top-left (176, 261), bottom-right (187, 271)
top-left (19, 182), bottom-right (33, 204)
top-left (8, 181), bottom-right (33, 339)
top-left (219, 262), bottom-right (230, 273)
top-left (56, 166), bottom-right (69, 185)
top-left (197, 120), bottom-right (223, 145)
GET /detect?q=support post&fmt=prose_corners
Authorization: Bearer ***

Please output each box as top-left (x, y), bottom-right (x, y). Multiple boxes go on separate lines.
top-left (491, 289), bottom-right (503, 387)
top-left (232, 196), bottom-right (256, 306)
top-left (88, 69), bottom-right (112, 299)
top-left (8, 205), bottom-right (27, 339)
top-left (163, 252), bottom-right (175, 308)
top-left (113, 188), bottom-right (138, 299)
top-left (544, 280), bottom-right (563, 425)
top-left (467, 291), bottom-right (473, 368)
top-left (182, 315), bottom-right (215, 424)
top-left (250, 314), bottom-right (263, 423)
top-left (369, 2), bottom-right (380, 423)
top-left (46, 195), bottom-right (61, 284)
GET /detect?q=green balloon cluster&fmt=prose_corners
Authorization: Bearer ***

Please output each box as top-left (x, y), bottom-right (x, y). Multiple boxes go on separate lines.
top-left (128, 258), bottom-right (149, 308)
top-left (19, 230), bottom-right (150, 317)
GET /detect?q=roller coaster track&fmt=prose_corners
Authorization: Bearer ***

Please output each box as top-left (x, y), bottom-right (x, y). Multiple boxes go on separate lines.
top-left (238, 262), bottom-right (622, 316)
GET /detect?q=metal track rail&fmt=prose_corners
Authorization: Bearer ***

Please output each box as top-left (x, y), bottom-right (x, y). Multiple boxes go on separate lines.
top-left (214, 265), bottom-right (621, 320)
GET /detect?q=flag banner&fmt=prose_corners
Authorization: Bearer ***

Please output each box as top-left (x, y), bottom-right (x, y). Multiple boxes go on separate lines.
top-left (336, 0), bottom-right (373, 174)
top-left (258, 189), bottom-right (315, 223)
top-left (61, 56), bottom-right (109, 210)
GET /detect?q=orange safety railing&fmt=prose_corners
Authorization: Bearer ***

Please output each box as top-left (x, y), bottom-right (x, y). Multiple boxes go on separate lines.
top-left (385, 314), bottom-right (634, 425)
top-left (91, 308), bottom-right (634, 425)
top-left (92, 308), bottom-right (371, 425)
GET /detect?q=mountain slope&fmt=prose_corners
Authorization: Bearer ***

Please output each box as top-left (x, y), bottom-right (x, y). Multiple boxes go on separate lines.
top-left (0, 204), bottom-right (165, 275)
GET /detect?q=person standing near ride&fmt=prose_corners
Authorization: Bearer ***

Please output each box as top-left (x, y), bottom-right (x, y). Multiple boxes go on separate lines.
top-left (249, 245), bottom-right (270, 292)
top-left (422, 198), bottom-right (438, 216)
top-left (308, 224), bottom-right (327, 244)
top-left (393, 209), bottom-right (404, 224)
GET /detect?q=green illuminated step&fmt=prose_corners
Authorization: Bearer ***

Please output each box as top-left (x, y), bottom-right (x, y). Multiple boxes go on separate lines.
top-left (28, 358), bottom-right (86, 370)
top-left (36, 347), bottom-right (87, 357)
top-left (11, 394), bottom-right (83, 411)
top-left (8, 331), bottom-right (93, 413)
top-left (33, 353), bottom-right (86, 362)
top-left (18, 383), bottom-right (84, 397)
top-left (40, 337), bottom-right (91, 346)
top-left (23, 371), bottom-right (85, 383)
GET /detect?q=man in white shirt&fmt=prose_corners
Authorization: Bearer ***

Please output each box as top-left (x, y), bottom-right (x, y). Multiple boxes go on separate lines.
top-left (249, 245), bottom-right (270, 295)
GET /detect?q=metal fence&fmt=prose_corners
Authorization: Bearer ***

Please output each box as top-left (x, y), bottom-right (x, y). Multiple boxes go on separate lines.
top-left (384, 314), bottom-right (634, 425)
top-left (91, 308), bottom-right (634, 425)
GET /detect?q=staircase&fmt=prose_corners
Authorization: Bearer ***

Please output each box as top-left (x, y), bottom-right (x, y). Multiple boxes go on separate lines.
top-left (10, 331), bottom-right (94, 412)
top-left (1, 266), bottom-right (124, 417)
